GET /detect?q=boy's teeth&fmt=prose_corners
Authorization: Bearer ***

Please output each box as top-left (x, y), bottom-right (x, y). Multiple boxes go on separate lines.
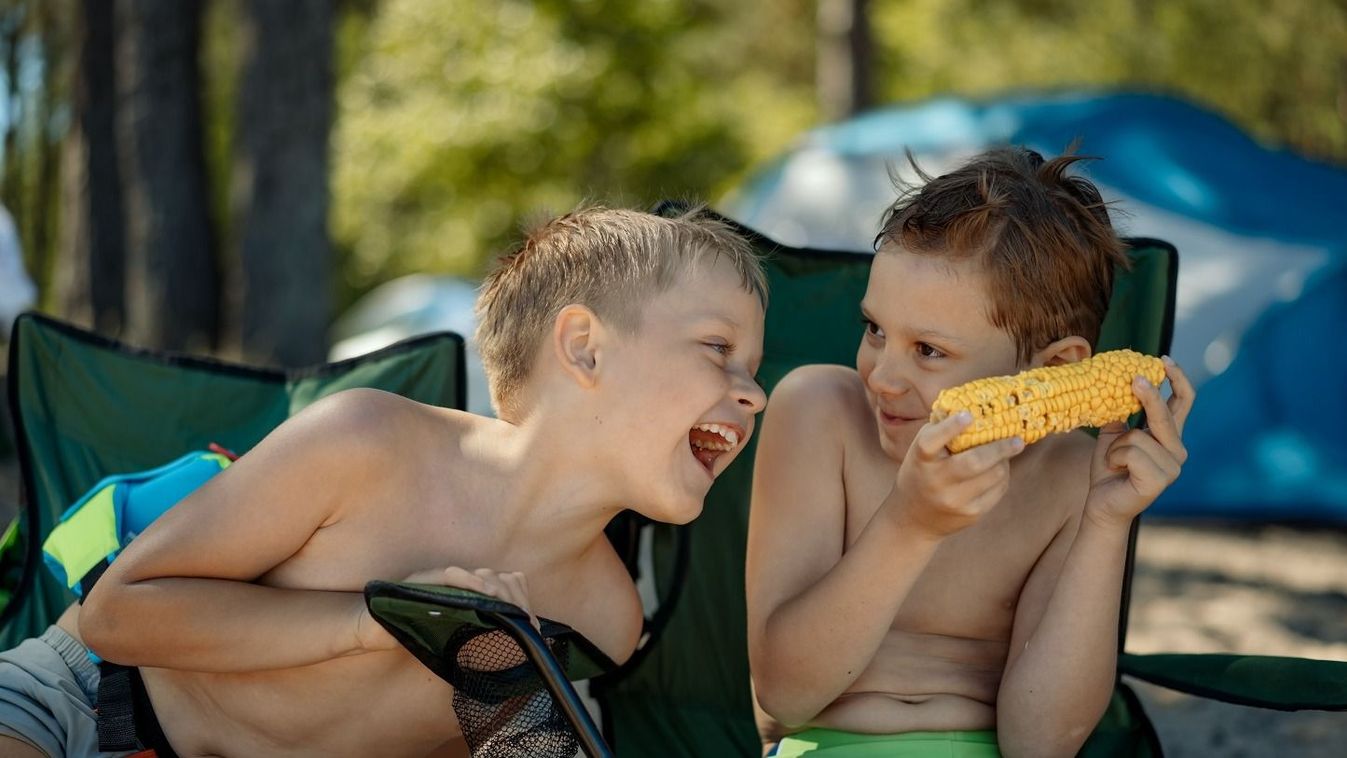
top-left (692, 423), bottom-right (739, 447)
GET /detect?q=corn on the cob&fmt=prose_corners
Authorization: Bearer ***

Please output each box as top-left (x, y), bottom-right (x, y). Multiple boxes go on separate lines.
top-left (930, 349), bottom-right (1166, 453)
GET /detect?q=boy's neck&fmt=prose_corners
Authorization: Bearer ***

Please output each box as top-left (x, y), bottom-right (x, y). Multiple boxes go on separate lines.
top-left (466, 411), bottom-right (628, 562)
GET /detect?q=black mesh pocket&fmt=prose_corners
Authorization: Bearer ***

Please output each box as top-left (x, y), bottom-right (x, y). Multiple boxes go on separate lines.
top-left (364, 581), bottom-right (616, 757)
top-left (445, 624), bottom-right (579, 758)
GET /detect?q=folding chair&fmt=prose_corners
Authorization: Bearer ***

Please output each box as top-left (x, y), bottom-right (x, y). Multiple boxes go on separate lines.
top-left (0, 311), bottom-right (467, 647)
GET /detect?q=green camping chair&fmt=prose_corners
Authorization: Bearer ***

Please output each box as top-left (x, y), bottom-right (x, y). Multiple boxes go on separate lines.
top-left (588, 213), bottom-right (1347, 757)
top-left (0, 311), bottom-right (468, 647)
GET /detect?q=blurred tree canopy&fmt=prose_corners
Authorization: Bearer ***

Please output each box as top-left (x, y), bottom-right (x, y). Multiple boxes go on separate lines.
top-left (330, 0), bottom-right (817, 304)
top-left (0, 0), bottom-right (1342, 347)
top-left (331, 0), bottom-right (1346, 307)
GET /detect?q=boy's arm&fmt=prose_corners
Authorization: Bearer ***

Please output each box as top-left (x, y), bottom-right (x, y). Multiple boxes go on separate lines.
top-left (80, 389), bottom-right (408, 673)
top-left (996, 360), bottom-right (1195, 757)
top-left (746, 367), bottom-right (1021, 727)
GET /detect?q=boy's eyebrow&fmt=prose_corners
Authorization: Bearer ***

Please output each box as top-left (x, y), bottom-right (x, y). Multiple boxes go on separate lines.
top-left (913, 328), bottom-right (968, 348)
top-left (697, 313), bottom-right (743, 331)
top-left (859, 303), bottom-right (968, 348)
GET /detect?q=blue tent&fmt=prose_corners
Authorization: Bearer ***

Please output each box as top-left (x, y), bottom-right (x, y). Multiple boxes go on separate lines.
top-left (718, 90), bottom-right (1347, 521)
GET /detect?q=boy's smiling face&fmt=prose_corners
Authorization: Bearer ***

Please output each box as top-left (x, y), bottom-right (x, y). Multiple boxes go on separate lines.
top-left (600, 256), bottom-right (767, 524)
top-left (857, 248), bottom-right (1022, 462)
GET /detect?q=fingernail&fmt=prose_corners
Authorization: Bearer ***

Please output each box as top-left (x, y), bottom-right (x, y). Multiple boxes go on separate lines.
top-left (1161, 355), bottom-right (1175, 366)
top-left (1133, 376), bottom-right (1151, 389)
top-left (1011, 437), bottom-right (1025, 452)
top-left (956, 411), bottom-right (973, 424)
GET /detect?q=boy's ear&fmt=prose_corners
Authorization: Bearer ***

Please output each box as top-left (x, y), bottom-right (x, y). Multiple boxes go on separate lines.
top-left (1033, 335), bottom-right (1092, 368)
top-left (552, 304), bottom-right (604, 388)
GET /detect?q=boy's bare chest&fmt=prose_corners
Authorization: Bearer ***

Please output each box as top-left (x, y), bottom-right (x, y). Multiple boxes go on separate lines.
top-left (262, 498), bottom-right (634, 655)
top-left (841, 454), bottom-right (1060, 640)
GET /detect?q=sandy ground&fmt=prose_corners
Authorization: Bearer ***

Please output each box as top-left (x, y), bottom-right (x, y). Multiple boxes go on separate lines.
top-left (1124, 521), bottom-right (1347, 756)
top-left (0, 453), bottom-right (1341, 756)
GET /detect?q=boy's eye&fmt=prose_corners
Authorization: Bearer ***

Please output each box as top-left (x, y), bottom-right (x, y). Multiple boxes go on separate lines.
top-left (705, 341), bottom-right (733, 356)
top-left (915, 342), bottom-right (946, 359)
top-left (861, 318), bottom-right (885, 339)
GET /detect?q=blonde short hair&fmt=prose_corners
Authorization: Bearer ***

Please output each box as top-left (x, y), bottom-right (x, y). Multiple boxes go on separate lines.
top-left (475, 206), bottom-right (767, 420)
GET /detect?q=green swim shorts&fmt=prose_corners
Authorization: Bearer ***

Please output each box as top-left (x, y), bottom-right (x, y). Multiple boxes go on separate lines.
top-left (773, 727), bottom-right (1001, 757)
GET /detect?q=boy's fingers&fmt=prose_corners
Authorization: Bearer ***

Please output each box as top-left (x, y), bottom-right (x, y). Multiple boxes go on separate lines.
top-left (1133, 376), bottom-right (1186, 461)
top-left (1106, 439), bottom-right (1179, 496)
top-left (437, 567), bottom-right (491, 595)
top-left (498, 571), bottom-right (530, 607)
top-left (1092, 421), bottom-right (1129, 472)
top-left (1161, 356), bottom-right (1196, 436)
top-left (915, 411), bottom-right (973, 459)
top-left (953, 435), bottom-right (1025, 474)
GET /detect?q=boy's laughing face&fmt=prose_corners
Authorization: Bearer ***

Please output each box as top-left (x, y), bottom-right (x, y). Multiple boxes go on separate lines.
top-left (857, 248), bottom-right (1021, 462)
top-left (600, 256), bottom-right (766, 524)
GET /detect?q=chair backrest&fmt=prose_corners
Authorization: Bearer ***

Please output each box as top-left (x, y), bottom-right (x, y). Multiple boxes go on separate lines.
top-left (0, 312), bottom-right (466, 648)
top-left (590, 221), bottom-right (1177, 757)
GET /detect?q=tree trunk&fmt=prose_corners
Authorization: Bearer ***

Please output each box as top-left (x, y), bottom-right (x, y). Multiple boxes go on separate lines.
top-left (114, 0), bottom-right (218, 352)
top-left (816, 0), bottom-right (872, 122)
top-left (57, 0), bottom-right (126, 334)
top-left (231, 0), bottom-right (333, 367)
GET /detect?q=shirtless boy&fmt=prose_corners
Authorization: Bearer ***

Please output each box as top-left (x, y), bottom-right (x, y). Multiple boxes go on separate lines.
top-left (0, 206), bottom-right (768, 757)
top-left (746, 148), bottom-right (1195, 757)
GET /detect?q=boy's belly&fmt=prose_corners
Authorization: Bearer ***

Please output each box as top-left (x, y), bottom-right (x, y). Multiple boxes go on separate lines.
top-left (815, 629), bottom-right (1007, 734)
top-left (144, 650), bottom-right (459, 756)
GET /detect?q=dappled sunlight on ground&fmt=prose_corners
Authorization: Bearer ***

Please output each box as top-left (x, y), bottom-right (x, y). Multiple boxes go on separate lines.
top-left (1127, 521), bottom-right (1347, 756)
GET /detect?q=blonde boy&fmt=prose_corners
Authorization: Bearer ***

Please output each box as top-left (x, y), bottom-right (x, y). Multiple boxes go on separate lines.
top-left (0, 207), bottom-right (768, 757)
top-left (746, 149), bottom-right (1195, 757)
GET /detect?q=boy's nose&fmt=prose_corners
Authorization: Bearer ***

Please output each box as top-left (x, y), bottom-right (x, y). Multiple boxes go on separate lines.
top-left (735, 374), bottom-right (768, 413)
top-left (866, 353), bottom-right (910, 397)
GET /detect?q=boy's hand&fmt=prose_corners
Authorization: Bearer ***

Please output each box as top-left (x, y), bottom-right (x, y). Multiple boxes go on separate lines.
top-left (888, 412), bottom-right (1026, 539)
top-left (355, 567), bottom-right (537, 653)
top-left (1085, 356), bottom-right (1195, 528)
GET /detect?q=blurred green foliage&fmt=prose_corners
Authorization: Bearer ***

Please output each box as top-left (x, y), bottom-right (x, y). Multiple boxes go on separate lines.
top-left (2, 0), bottom-right (1343, 321)
top-left (330, 0), bottom-right (818, 306)
top-left (329, 0), bottom-right (1346, 311)
top-left (872, 0), bottom-right (1346, 160)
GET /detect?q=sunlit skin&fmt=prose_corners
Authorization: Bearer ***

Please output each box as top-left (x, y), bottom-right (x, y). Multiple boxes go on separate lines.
top-left (746, 247), bottom-right (1195, 757)
top-left (63, 256), bottom-right (766, 758)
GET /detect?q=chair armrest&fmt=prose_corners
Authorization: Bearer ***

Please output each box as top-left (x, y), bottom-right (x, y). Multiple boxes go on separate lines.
top-left (1120, 652), bottom-right (1347, 711)
top-left (364, 580), bottom-right (614, 758)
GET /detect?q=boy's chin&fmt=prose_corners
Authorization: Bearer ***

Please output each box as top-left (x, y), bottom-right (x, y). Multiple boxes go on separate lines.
top-left (876, 428), bottom-right (914, 462)
top-left (637, 493), bottom-right (705, 526)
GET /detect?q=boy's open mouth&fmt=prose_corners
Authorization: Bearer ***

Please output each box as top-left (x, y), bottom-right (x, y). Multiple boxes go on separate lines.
top-left (689, 423), bottom-right (740, 474)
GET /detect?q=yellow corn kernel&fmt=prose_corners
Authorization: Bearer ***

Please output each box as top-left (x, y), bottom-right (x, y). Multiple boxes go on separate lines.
top-left (930, 350), bottom-right (1166, 453)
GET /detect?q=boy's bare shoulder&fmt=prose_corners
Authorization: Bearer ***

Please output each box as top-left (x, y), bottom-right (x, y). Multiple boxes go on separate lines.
top-left (248, 389), bottom-right (475, 508)
top-left (288, 388), bottom-right (467, 452)
top-left (770, 364), bottom-right (870, 419)
top-left (1025, 430), bottom-right (1097, 522)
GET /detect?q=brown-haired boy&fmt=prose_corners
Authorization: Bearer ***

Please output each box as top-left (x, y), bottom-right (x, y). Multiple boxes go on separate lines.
top-left (0, 207), bottom-right (768, 756)
top-left (746, 148), bottom-right (1196, 757)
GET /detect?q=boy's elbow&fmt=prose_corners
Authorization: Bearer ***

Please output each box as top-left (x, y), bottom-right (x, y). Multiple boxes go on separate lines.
top-left (997, 704), bottom-right (1101, 758)
top-left (78, 582), bottom-right (131, 659)
top-left (998, 727), bottom-right (1091, 758)
top-left (752, 672), bottom-right (820, 730)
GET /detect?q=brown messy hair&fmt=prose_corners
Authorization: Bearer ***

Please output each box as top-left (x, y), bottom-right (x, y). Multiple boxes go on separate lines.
top-left (476, 205), bottom-right (766, 420)
top-left (875, 146), bottom-right (1129, 363)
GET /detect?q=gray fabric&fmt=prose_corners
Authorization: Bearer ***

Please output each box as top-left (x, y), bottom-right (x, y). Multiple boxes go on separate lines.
top-left (0, 625), bottom-right (128, 757)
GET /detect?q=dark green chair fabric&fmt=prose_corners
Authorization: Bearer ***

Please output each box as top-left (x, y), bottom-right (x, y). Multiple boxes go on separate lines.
top-left (0, 311), bottom-right (466, 648)
top-left (591, 220), bottom-right (1347, 757)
